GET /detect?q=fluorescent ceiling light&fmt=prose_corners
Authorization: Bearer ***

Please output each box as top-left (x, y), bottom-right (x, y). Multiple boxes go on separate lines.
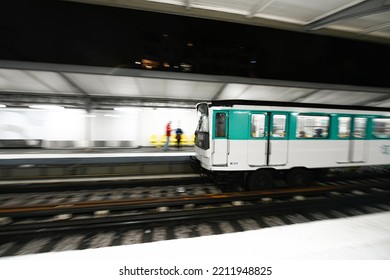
top-left (29, 105), bottom-right (65, 110)
top-left (0, 104), bottom-right (6, 108)
top-left (114, 107), bottom-right (141, 112)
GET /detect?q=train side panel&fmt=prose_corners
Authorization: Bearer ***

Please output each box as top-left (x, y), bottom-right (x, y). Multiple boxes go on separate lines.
top-left (195, 103), bottom-right (390, 172)
top-left (367, 140), bottom-right (390, 165)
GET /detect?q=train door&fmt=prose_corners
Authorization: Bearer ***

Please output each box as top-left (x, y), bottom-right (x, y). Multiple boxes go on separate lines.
top-left (336, 116), bottom-right (367, 163)
top-left (212, 111), bottom-right (229, 166)
top-left (268, 113), bottom-right (288, 166)
top-left (247, 112), bottom-right (268, 166)
top-left (247, 112), bottom-right (288, 166)
top-left (351, 117), bottom-right (368, 162)
top-left (336, 116), bottom-right (351, 163)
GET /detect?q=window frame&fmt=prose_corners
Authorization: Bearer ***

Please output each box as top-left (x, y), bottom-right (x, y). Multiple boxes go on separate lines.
top-left (250, 113), bottom-right (267, 139)
top-left (271, 113), bottom-right (288, 140)
top-left (372, 117), bottom-right (390, 139)
top-left (296, 113), bottom-right (330, 140)
top-left (337, 116), bottom-right (352, 139)
top-left (213, 111), bottom-right (228, 139)
top-left (352, 117), bottom-right (367, 139)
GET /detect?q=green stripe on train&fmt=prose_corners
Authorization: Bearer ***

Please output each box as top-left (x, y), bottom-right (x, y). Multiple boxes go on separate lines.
top-left (211, 109), bottom-right (390, 141)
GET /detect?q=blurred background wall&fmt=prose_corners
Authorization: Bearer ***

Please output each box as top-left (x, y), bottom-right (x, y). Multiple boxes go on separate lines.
top-left (0, 107), bottom-right (198, 148)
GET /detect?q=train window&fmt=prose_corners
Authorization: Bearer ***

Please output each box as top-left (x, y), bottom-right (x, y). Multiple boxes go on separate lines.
top-left (338, 117), bottom-right (351, 138)
top-left (353, 118), bottom-right (367, 138)
top-left (272, 115), bottom-right (286, 138)
top-left (296, 115), bottom-right (329, 139)
top-left (196, 103), bottom-right (209, 133)
top-left (215, 112), bottom-right (226, 137)
top-left (373, 118), bottom-right (390, 138)
top-left (197, 115), bottom-right (209, 132)
top-left (251, 114), bottom-right (265, 138)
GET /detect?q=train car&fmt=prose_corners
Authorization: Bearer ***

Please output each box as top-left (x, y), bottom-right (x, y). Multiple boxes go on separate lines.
top-left (194, 100), bottom-right (390, 190)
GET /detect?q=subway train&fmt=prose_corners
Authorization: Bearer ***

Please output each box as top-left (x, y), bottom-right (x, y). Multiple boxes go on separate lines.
top-left (194, 100), bottom-right (390, 190)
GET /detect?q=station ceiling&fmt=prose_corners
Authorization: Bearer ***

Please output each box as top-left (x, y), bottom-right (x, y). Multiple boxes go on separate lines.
top-left (1, 2), bottom-right (390, 110)
top-left (67, 0), bottom-right (390, 44)
top-left (1, 60), bottom-right (390, 110)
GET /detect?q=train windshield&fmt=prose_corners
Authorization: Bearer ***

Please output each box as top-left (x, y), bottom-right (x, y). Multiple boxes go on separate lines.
top-left (196, 103), bottom-right (209, 132)
top-left (195, 103), bottom-right (210, 150)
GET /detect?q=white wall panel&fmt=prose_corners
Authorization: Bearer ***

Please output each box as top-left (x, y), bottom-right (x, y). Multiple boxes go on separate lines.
top-left (0, 109), bottom-right (44, 139)
top-left (0, 107), bottom-right (198, 148)
top-left (44, 109), bottom-right (86, 141)
top-left (90, 110), bottom-right (138, 142)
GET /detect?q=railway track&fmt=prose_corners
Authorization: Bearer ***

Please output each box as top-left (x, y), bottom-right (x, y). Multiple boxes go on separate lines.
top-left (1, 173), bottom-right (390, 257)
top-left (0, 170), bottom-right (388, 206)
top-left (1, 173), bottom-right (390, 213)
top-left (1, 178), bottom-right (389, 232)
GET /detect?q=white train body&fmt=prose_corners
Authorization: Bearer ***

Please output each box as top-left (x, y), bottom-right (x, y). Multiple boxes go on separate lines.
top-left (194, 101), bottom-right (390, 187)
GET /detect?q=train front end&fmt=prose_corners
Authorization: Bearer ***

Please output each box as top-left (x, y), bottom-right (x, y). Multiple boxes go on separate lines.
top-left (194, 102), bottom-right (212, 170)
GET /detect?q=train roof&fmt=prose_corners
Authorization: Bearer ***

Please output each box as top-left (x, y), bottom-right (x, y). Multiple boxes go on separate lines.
top-left (203, 100), bottom-right (390, 113)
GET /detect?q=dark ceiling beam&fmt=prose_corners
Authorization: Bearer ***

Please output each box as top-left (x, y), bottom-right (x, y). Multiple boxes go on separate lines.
top-left (306, 0), bottom-right (390, 31)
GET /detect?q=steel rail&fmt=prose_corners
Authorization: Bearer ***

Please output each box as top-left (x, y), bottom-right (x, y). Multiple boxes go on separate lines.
top-left (0, 189), bottom-right (389, 237)
top-left (1, 179), bottom-right (389, 218)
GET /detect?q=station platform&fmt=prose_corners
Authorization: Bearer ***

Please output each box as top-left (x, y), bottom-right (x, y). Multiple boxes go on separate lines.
top-left (0, 147), bottom-right (195, 165)
top-left (0, 147), bottom-right (197, 183)
top-left (0, 211), bottom-right (389, 280)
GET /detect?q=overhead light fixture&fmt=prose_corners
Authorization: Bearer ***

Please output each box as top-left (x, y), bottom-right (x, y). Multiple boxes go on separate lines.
top-left (141, 59), bottom-right (160, 70)
top-left (114, 107), bottom-right (132, 111)
top-left (104, 114), bottom-right (120, 118)
top-left (29, 105), bottom-right (65, 110)
top-left (114, 107), bottom-right (141, 112)
top-left (0, 104), bottom-right (6, 108)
